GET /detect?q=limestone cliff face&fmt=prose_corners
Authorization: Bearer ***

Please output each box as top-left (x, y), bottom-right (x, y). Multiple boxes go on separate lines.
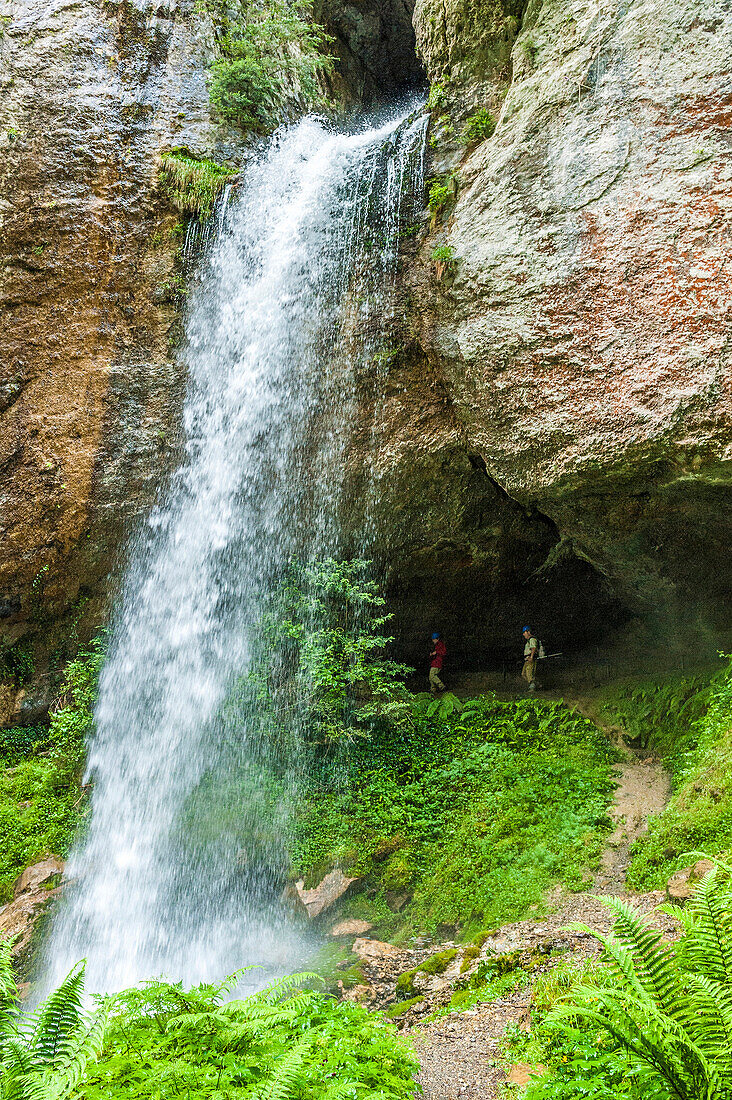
top-left (1, 0), bottom-right (730, 703)
top-left (0, 0), bottom-right (241, 720)
top-left (373, 0), bottom-right (731, 658)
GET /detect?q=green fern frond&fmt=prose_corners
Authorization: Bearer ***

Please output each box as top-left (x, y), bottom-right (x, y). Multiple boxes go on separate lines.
top-left (684, 869), bottom-right (732, 984)
top-left (598, 896), bottom-right (683, 1017)
top-left (246, 971), bottom-right (321, 1005)
top-left (46, 1001), bottom-right (108, 1099)
top-left (29, 961), bottom-right (87, 1065)
top-left (256, 1035), bottom-right (311, 1100)
top-left (0, 937), bottom-right (18, 1006)
top-left (685, 973), bottom-right (732, 1067)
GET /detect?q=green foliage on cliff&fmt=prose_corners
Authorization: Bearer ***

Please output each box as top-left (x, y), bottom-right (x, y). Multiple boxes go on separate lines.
top-left (427, 174), bottom-right (456, 221)
top-left (292, 694), bottom-right (617, 936)
top-left (207, 0), bottom-right (333, 132)
top-left (160, 150), bottom-right (235, 218)
top-left (249, 559), bottom-right (413, 750)
top-left (78, 972), bottom-right (419, 1100)
top-left (600, 659), bottom-right (732, 889)
top-left (459, 108), bottom-right (496, 145)
top-left (0, 641), bottom-right (102, 903)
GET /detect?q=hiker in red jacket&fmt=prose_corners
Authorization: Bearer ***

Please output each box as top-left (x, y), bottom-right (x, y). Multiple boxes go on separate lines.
top-left (429, 633), bottom-right (447, 694)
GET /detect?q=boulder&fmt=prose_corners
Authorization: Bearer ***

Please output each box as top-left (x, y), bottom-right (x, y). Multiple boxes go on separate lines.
top-left (330, 919), bottom-right (374, 938)
top-left (294, 870), bottom-right (360, 919)
top-left (666, 859), bottom-right (716, 905)
top-left (13, 855), bottom-right (64, 898)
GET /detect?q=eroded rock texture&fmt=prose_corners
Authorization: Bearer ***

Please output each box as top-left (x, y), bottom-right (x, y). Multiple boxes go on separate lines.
top-left (0, 0), bottom-right (239, 719)
top-left (370, 0), bottom-right (731, 661)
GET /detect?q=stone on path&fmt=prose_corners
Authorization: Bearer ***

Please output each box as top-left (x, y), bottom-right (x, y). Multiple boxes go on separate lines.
top-left (505, 1064), bottom-right (547, 1086)
top-left (351, 937), bottom-right (403, 960)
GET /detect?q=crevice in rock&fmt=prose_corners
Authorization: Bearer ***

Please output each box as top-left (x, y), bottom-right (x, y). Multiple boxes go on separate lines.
top-left (316, 0), bottom-right (426, 107)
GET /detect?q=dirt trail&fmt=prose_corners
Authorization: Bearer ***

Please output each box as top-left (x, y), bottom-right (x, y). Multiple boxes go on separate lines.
top-left (410, 704), bottom-right (672, 1100)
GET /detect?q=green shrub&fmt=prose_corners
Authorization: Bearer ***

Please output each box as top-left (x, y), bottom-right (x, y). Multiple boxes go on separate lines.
top-left (0, 723), bottom-right (47, 764)
top-left (160, 149), bottom-right (235, 217)
top-left (249, 558), bottom-right (413, 750)
top-left (208, 0), bottom-right (333, 132)
top-left (602, 658), bottom-right (732, 889)
top-left (459, 108), bottom-right (496, 145)
top-left (79, 972), bottom-right (419, 1100)
top-left (292, 694), bottom-right (617, 937)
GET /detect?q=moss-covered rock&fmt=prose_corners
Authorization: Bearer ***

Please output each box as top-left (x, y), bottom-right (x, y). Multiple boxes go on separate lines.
top-left (396, 947), bottom-right (459, 996)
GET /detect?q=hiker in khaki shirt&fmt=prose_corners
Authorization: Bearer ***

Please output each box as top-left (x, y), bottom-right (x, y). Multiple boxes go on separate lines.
top-left (522, 626), bottom-right (539, 691)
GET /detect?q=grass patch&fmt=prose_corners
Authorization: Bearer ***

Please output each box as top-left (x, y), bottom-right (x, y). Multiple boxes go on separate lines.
top-left (292, 695), bottom-right (617, 938)
top-left (160, 149), bottom-right (235, 218)
top-left (0, 641), bottom-right (102, 903)
top-left (600, 658), bottom-right (732, 889)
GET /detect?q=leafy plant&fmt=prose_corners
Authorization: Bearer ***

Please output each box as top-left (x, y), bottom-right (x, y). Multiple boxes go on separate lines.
top-left (208, 0), bottom-right (333, 132)
top-left (0, 941), bottom-right (107, 1100)
top-left (0, 640), bottom-right (103, 903)
top-left (531, 867), bottom-right (732, 1100)
top-left (427, 175), bottom-right (457, 223)
top-left (160, 149), bottom-right (235, 217)
top-left (79, 970), bottom-right (419, 1100)
top-left (427, 80), bottom-right (449, 113)
top-left (459, 108), bottom-right (496, 146)
top-left (430, 244), bottom-right (458, 281)
top-left (255, 559), bottom-right (413, 750)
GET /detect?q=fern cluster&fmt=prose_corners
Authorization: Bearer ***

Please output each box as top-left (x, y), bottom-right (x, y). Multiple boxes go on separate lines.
top-left (78, 970), bottom-right (419, 1100)
top-left (521, 866), bottom-right (732, 1099)
top-left (0, 944), bottom-right (107, 1100)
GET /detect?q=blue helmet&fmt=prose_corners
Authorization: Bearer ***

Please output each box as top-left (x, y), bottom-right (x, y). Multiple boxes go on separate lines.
top-left (522, 626), bottom-right (531, 633)
top-left (431, 633), bottom-right (439, 640)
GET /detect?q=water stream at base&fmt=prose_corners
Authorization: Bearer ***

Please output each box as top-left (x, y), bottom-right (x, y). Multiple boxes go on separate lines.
top-left (42, 103), bottom-right (427, 995)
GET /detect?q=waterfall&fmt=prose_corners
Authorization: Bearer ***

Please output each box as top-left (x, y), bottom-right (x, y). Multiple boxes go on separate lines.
top-left (42, 104), bottom-right (427, 995)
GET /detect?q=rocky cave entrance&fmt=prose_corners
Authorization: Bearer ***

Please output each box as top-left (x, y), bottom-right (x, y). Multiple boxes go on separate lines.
top-left (316, 0), bottom-right (425, 107)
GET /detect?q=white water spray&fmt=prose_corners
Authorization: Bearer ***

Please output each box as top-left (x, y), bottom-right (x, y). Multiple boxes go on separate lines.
top-left (43, 106), bottom-right (427, 994)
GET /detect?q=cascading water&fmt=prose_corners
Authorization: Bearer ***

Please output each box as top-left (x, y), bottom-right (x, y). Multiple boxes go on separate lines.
top-left (42, 104), bottom-right (427, 995)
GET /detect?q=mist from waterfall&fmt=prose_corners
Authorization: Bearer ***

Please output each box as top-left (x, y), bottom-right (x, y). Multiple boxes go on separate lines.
top-left (41, 104), bottom-right (427, 995)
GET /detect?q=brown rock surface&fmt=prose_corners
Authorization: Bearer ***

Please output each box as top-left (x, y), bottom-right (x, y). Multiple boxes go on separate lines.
top-left (0, 0), bottom-right (242, 700)
top-left (330, 919), bottom-right (375, 937)
top-left (666, 857), bottom-right (716, 904)
top-left (0, 856), bottom-right (66, 967)
top-left (295, 870), bottom-right (359, 919)
top-left (365, 0), bottom-right (732, 662)
top-left (13, 854), bottom-right (64, 897)
top-left (352, 936), bottom-right (405, 960)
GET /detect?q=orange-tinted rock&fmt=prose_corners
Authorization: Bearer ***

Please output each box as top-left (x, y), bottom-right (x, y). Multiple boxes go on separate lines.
top-left (295, 870), bottom-right (360, 919)
top-left (0, 0), bottom-right (242, 678)
top-left (13, 855), bottom-right (64, 898)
